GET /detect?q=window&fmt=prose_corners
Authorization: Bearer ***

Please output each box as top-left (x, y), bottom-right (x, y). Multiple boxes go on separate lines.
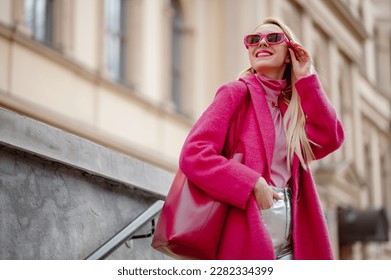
top-left (105, 0), bottom-right (127, 81)
top-left (25, 0), bottom-right (55, 46)
top-left (171, 0), bottom-right (184, 113)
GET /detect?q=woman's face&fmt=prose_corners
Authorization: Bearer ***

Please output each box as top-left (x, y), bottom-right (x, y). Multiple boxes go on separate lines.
top-left (247, 24), bottom-right (290, 80)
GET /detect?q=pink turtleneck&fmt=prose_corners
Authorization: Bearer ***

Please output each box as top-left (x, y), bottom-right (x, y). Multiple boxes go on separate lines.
top-left (256, 74), bottom-right (291, 188)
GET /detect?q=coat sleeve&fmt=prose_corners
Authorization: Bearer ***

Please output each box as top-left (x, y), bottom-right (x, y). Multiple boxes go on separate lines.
top-left (179, 82), bottom-right (261, 210)
top-left (295, 74), bottom-right (345, 160)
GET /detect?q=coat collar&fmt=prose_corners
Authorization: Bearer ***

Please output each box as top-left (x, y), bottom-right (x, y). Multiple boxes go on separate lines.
top-left (239, 74), bottom-right (275, 177)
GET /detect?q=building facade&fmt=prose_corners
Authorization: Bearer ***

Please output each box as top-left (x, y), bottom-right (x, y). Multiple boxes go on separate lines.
top-left (0, 0), bottom-right (390, 259)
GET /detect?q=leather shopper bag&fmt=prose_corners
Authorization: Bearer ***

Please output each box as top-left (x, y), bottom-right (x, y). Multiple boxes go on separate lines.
top-left (151, 88), bottom-right (249, 260)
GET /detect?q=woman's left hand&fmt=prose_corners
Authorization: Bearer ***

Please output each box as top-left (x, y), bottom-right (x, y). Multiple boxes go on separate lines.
top-left (288, 42), bottom-right (312, 80)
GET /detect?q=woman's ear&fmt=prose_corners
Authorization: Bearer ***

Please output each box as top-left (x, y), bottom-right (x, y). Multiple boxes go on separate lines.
top-left (285, 55), bottom-right (291, 63)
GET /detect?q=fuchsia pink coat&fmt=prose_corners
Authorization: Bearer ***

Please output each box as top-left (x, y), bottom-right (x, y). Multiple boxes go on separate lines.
top-left (179, 74), bottom-right (344, 260)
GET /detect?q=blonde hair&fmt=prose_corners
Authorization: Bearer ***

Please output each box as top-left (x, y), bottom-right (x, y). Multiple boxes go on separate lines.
top-left (241, 17), bottom-right (316, 170)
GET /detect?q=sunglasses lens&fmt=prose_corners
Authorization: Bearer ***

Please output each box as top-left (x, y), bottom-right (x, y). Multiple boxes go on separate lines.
top-left (244, 33), bottom-right (286, 47)
top-left (245, 34), bottom-right (261, 45)
top-left (266, 33), bottom-right (283, 43)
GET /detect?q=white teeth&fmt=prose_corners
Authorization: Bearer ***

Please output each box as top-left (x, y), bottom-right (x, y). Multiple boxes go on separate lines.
top-left (256, 52), bottom-right (271, 57)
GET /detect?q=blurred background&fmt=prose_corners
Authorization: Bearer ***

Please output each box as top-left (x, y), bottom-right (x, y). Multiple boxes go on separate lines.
top-left (0, 0), bottom-right (390, 260)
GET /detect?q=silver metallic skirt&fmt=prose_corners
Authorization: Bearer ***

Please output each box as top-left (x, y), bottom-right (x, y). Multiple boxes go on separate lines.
top-left (260, 187), bottom-right (293, 260)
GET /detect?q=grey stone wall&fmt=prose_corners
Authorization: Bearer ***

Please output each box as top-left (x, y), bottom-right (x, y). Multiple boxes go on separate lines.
top-left (0, 108), bottom-right (173, 260)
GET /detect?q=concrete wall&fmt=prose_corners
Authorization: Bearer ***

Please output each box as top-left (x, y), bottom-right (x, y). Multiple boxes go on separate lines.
top-left (0, 107), bottom-right (173, 260)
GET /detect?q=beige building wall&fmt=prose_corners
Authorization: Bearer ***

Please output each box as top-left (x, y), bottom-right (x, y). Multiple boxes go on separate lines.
top-left (0, 0), bottom-right (390, 259)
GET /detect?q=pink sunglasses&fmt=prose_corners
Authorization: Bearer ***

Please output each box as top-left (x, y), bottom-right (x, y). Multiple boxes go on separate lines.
top-left (244, 32), bottom-right (292, 49)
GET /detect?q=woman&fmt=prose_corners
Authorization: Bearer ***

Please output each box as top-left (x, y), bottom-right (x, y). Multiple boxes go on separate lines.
top-left (179, 17), bottom-right (344, 260)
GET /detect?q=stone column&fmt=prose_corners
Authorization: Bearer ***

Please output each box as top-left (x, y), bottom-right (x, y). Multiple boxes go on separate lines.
top-left (142, 0), bottom-right (164, 103)
top-left (369, 127), bottom-right (382, 209)
top-left (351, 66), bottom-right (365, 176)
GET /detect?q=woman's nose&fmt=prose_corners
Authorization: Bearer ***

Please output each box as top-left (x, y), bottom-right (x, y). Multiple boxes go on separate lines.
top-left (258, 37), bottom-right (268, 46)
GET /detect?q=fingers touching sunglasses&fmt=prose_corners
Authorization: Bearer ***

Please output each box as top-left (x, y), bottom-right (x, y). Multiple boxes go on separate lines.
top-left (244, 32), bottom-right (292, 48)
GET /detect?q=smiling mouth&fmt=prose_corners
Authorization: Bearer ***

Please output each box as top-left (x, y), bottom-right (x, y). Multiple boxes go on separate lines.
top-left (255, 51), bottom-right (272, 58)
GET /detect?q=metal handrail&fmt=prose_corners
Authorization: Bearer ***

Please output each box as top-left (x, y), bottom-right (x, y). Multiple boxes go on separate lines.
top-left (85, 200), bottom-right (164, 260)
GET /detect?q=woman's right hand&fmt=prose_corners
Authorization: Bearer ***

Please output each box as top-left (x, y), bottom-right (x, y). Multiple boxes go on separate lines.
top-left (253, 177), bottom-right (281, 210)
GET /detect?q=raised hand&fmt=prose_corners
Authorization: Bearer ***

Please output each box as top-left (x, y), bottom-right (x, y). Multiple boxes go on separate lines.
top-left (288, 42), bottom-right (312, 80)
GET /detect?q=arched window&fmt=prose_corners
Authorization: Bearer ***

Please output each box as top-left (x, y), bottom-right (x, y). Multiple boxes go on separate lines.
top-left (171, 0), bottom-right (184, 113)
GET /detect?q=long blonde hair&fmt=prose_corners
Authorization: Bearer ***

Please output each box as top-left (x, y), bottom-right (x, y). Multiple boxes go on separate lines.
top-left (241, 17), bottom-right (316, 170)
